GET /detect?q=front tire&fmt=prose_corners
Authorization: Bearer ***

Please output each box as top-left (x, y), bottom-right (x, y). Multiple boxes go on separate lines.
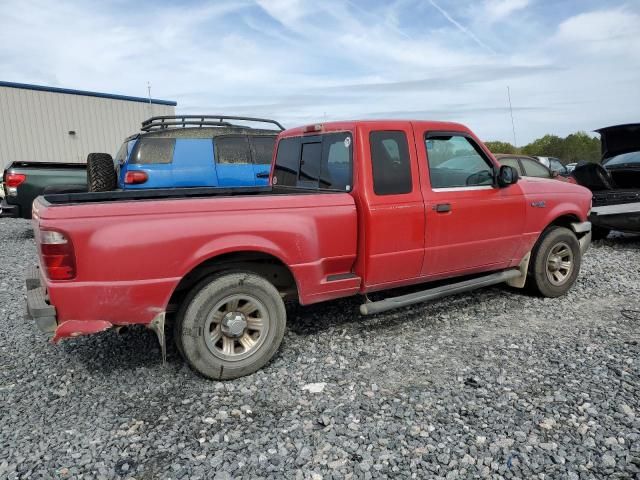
top-left (526, 226), bottom-right (581, 297)
top-left (178, 272), bottom-right (286, 380)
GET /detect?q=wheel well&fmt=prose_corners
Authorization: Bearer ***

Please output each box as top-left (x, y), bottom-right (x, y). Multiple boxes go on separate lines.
top-left (168, 252), bottom-right (298, 312)
top-left (548, 214), bottom-right (580, 232)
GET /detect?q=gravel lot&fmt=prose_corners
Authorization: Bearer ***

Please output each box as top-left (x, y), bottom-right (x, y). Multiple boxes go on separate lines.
top-left (1, 218), bottom-right (639, 479)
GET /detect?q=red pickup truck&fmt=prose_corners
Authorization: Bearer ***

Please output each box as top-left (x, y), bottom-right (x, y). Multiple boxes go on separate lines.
top-left (27, 120), bottom-right (592, 380)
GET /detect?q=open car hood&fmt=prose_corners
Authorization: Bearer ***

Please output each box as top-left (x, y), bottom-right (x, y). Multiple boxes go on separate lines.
top-left (596, 123), bottom-right (640, 160)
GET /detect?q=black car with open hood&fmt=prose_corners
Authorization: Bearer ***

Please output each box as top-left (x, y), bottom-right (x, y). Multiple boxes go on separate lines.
top-left (572, 123), bottom-right (640, 238)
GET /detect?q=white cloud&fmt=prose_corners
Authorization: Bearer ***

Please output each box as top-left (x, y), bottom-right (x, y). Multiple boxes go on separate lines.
top-left (0, 0), bottom-right (637, 144)
top-left (483, 0), bottom-right (530, 22)
top-left (555, 8), bottom-right (640, 57)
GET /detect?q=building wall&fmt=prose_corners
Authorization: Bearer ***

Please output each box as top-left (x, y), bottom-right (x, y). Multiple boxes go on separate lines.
top-left (0, 86), bottom-right (175, 171)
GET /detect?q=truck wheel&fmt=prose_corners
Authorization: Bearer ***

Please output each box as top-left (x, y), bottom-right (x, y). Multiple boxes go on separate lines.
top-left (178, 272), bottom-right (286, 380)
top-left (87, 153), bottom-right (116, 192)
top-left (527, 226), bottom-right (581, 297)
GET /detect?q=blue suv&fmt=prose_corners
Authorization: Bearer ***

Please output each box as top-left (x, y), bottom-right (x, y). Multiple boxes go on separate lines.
top-left (86, 115), bottom-right (283, 192)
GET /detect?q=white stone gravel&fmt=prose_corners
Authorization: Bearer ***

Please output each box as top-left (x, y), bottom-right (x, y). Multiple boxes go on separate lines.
top-left (1, 218), bottom-right (639, 479)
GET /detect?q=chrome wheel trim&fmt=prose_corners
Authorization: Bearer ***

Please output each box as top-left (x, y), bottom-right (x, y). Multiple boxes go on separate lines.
top-left (203, 294), bottom-right (269, 361)
top-left (545, 241), bottom-right (574, 286)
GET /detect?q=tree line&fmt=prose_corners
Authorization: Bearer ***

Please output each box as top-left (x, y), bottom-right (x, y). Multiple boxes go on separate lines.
top-left (484, 131), bottom-right (601, 164)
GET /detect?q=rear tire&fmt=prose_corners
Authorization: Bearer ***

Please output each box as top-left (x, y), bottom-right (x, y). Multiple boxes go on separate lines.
top-left (178, 272), bottom-right (286, 380)
top-left (87, 153), bottom-right (117, 192)
top-left (526, 226), bottom-right (581, 297)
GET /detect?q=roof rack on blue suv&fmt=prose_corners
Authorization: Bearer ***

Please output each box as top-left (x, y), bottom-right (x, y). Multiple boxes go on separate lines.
top-left (141, 115), bottom-right (285, 132)
top-left (85, 115), bottom-right (284, 193)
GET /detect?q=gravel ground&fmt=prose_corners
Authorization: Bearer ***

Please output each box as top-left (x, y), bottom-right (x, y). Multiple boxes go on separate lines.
top-left (1, 218), bottom-right (639, 480)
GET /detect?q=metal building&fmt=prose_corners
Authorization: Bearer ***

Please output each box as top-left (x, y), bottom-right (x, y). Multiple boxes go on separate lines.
top-left (0, 81), bottom-right (176, 171)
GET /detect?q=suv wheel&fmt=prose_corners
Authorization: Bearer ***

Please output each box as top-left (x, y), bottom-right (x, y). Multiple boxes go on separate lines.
top-left (527, 226), bottom-right (581, 297)
top-left (177, 272), bottom-right (286, 380)
top-left (87, 153), bottom-right (117, 192)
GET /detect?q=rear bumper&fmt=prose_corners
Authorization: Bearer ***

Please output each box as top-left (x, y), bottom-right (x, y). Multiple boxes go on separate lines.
top-left (25, 265), bottom-right (57, 335)
top-left (0, 199), bottom-right (20, 218)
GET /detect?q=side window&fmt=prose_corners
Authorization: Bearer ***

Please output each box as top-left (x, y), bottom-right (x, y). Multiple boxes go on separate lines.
top-left (549, 158), bottom-right (566, 173)
top-left (425, 134), bottom-right (494, 188)
top-left (273, 137), bottom-right (301, 186)
top-left (522, 159), bottom-right (551, 178)
top-left (216, 136), bottom-right (251, 164)
top-left (498, 157), bottom-right (521, 175)
top-left (321, 132), bottom-right (352, 190)
top-left (273, 133), bottom-right (353, 190)
top-left (130, 138), bottom-right (175, 164)
top-left (370, 131), bottom-right (412, 195)
top-left (251, 136), bottom-right (275, 165)
top-left (299, 142), bottom-right (322, 185)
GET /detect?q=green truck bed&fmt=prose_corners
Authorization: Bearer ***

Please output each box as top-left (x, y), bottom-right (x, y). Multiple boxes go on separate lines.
top-left (1, 161), bottom-right (87, 219)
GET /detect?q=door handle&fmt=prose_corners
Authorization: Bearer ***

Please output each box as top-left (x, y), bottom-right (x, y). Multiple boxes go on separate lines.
top-left (433, 203), bottom-right (451, 213)
top-left (256, 172), bottom-right (270, 178)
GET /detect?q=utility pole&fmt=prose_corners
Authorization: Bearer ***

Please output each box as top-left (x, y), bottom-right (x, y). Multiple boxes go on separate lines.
top-left (507, 86), bottom-right (517, 148)
top-left (147, 82), bottom-right (152, 115)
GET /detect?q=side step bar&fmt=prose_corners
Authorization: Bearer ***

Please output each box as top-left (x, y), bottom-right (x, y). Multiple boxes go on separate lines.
top-left (360, 269), bottom-right (522, 316)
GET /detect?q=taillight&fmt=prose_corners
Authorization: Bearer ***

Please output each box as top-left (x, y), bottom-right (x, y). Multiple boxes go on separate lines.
top-left (40, 230), bottom-right (76, 280)
top-left (303, 124), bottom-right (323, 133)
top-left (5, 173), bottom-right (26, 187)
top-left (124, 171), bottom-right (148, 184)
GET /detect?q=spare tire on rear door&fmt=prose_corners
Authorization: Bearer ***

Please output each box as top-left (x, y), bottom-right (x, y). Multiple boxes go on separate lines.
top-left (87, 153), bottom-right (117, 192)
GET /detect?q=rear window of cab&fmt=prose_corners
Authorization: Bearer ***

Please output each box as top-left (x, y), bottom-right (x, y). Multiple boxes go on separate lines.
top-left (273, 132), bottom-right (353, 191)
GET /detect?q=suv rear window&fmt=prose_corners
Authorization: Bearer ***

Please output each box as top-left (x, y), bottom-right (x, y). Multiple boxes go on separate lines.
top-left (273, 132), bottom-right (352, 191)
top-left (130, 138), bottom-right (175, 164)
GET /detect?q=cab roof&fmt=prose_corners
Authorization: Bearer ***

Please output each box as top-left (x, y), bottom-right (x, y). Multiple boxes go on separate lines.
top-left (279, 120), bottom-right (472, 138)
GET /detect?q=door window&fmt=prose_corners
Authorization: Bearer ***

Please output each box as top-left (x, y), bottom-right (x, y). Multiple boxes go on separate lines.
top-left (370, 131), bottom-right (412, 195)
top-left (251, 136), bottom-right (275, 165)
top-left (425, 135), bottom-right (494, 188)
top-left (216, 136), bottom-right (251, 164)
top-left (521, 158), bottom-right (551, 178)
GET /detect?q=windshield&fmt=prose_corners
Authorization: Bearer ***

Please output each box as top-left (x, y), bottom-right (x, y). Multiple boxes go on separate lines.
top-left (603, 151), bottom-right (640, 167)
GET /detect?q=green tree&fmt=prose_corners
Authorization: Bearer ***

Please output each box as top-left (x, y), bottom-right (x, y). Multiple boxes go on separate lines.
top-left (561, 131), bottom-right (600, 163)
top-left (521, 134), bottom-right (564, 159)
top-left (484, 141), bottom-right (517, 154)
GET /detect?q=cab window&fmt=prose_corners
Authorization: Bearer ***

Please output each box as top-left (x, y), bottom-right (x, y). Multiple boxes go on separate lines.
top-left (370, 131), bottom-right (412, 195)
top-left (273, 132), bottom-right (353, 191)
top-left (426, 134), bottom-right (494, 188)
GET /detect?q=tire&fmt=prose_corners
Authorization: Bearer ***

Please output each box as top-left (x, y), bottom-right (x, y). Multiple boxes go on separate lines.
top-left (591, 226), bottom-right (611, 241)
top-left (86, 153), bottom-right (117, 192)
top-left (178, 272), bottom-right (286, 380)
top-left (526, 226), bottom-right (581, 297)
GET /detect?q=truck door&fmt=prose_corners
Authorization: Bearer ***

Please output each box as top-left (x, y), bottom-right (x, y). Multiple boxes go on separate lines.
top-left (417, 130), bottom-right (525, 276)
top-left (361, 126), bottom-right (426, 287)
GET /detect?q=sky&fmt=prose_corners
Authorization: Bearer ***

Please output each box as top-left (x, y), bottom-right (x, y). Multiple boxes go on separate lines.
top-left (0, 0), bottom-right (639, 144)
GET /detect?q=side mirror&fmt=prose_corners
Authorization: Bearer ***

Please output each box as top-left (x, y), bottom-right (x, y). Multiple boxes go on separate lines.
top-left (551, 170), bottom-right (559, 178)
top-left (497, 165), bottom-right (519, 187)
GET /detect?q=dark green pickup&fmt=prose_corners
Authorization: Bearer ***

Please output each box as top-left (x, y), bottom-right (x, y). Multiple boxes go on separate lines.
top-left (1, 161), bottom-right (87, 219)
